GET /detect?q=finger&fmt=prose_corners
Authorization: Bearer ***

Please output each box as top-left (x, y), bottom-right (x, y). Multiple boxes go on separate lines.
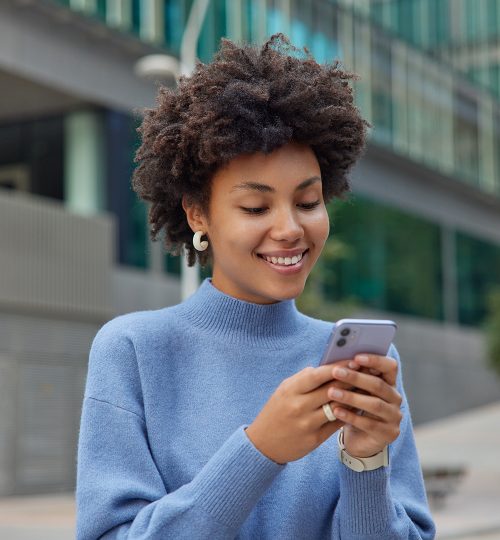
top-left (292, 360), bottom-right (354, 394)
top-left (326, 387), bottom-right (402, 424)
top-left (331, 366), bottom-right (402, 406)
top-left (311, 378), bottom-right (367, 410)
top-left (310, 399), bottom-right (348, 429)
top-left (354, 355), bottom-right (398, 386)
top-left (316, 415), bottom-right (344, 444)
top-left (348, 360), bottom-right (382, 376)
top-left (332, 406), bottom-right (401, 444)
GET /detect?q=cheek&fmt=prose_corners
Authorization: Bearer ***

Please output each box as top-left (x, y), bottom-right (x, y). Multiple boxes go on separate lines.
top-left (211, 218), bottom-right (263, 254)
top-left (308, 209), bottom-right (330, 245)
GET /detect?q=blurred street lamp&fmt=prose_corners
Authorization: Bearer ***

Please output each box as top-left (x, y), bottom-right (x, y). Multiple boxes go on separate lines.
top-left (134, 54), bottom-right (180, 85)
top-left (134, 0), bottom-right (211, 301)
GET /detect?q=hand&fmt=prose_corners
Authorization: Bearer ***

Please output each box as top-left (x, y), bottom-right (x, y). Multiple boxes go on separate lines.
top-left (326, 354), bottom-right (403, 458)
top-left (245, 359), bottom-right (360, 464)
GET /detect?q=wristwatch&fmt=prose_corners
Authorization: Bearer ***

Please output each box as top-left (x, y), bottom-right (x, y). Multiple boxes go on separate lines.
top-left (337, 427), bottom-right (389, 472)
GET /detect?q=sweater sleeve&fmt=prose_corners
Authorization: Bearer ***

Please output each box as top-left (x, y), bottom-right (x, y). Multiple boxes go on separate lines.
top-left (331, 344), bottom-right (436, 540)
top-left (75, 322), bottom-right (286, 540)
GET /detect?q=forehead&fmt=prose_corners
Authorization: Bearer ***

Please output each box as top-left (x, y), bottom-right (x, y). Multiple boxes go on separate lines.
top-left (211, 142), bottom-right (321, 194)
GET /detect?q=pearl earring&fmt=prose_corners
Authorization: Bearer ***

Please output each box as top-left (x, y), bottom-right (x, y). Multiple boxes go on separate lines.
top-left (193, 231), bottom-right (208, 251)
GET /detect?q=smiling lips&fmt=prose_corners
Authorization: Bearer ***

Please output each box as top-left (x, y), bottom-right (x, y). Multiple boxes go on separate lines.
top-left (258, 249), bottom-right (309, 272)
top-left (262, 252), bottom-right (304, 266)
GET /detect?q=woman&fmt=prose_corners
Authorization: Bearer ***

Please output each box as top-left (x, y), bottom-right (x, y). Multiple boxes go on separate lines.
top-left (76, 34), bottom-right (435, 539)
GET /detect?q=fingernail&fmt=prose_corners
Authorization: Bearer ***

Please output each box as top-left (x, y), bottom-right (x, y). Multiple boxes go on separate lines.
top-left (329, 388), bottom-right (343, 399)
top-left (348, 361), bottom-right (358, 369)
top-left (356, 355), bottom-right (369, 364)
top-left (334, 368), bottom-right (347, 378)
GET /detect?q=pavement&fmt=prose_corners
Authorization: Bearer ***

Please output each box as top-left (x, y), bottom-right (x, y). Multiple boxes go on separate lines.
top-left (413, 401), bottom-right (500, 539)
top-left (0, 402), bottom-right (499, 540)
top-left (0, 492), bottom-right (75, 539)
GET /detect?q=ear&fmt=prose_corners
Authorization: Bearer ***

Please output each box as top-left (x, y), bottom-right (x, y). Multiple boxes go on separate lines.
top-left (182, 195), bottom-right (208, 234)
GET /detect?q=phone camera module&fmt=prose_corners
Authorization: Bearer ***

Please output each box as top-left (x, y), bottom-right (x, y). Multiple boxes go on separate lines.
top-left (337, 338), bottom-right (346, 347)
top-left (340, 328), bottom-right (350, 337)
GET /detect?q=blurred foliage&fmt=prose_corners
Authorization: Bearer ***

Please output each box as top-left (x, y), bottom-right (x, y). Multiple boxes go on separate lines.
top-left (484, 287), bottom-right (500, 377)
top-left (296, 236), bottom-right (359, 322)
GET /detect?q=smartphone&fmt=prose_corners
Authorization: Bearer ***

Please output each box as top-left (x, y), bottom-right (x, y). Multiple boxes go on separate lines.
top-left (318, 318), bottom-right (397, 367)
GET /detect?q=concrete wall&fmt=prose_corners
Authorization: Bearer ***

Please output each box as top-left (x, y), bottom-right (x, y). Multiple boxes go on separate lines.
top-left (0, 0), bottom-right (158, 114)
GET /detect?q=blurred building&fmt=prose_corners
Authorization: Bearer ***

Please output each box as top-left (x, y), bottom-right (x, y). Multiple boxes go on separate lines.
top-left (0, 0), bottom-right (499, 495)
top-left (356, 0), bottom-right (500, 101)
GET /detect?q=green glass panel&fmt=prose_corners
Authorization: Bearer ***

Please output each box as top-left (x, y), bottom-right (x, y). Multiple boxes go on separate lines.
top-left (435, 0), bottom-right (449, 45)
top-left (371, 3), bottom-right (384, 26)
top-left (131, 0), bottom-right (141, 35)
top-left (398, 1), bottom-right (414, 44)
top-left (487, 0), bottom-right (498, 38)
top-left (323, 195), bottom-right (443, 320)
top-left (164, 0), bottom-right (184, 54)
top-left (371, 34), bottom-right (393, 145)
top-left (465, 0), bottom-right (479, 41)
top-left (213, 0), bottom-right (227, 49)
top-left (165, 252), bottom-right (181, 275)
top-left (200, 261), bottom-right (213, 281)
top-left (128, 195), bottom-right (148, 269)
top-left (267, 4), bottom-right (283, 36)
top-left (127, 116), bottom-right (147, 269)
top-left (197, 0), bottom-right (217, 63)
top-left (453, 91), bottom-right (480, 186)
top-left (496, 111), bottom-right (500, 192)
top-left (457, 232), bottom-right (500, 325)
top-left (96, 0), bottom-right (106, 21)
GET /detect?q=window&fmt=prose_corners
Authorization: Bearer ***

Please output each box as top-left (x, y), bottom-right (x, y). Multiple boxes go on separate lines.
top-left (323, 195), bottom-right (444, 320)
top-left (371, 32), bottom-right (393, 145)
top-left (456, 232), bottom-right (500, 325)
top-left (453, 91), bottom-right (480, 186)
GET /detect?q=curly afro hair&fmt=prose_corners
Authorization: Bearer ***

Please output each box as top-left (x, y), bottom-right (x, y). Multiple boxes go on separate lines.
top-left (132, 33), bottom-right (370, 268)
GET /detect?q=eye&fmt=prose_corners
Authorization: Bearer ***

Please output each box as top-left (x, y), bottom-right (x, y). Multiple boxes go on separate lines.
top-left (241, 207), bottom-right (266, 214)
top-left (240, 201), bottom-right (321, 215)
top-left (299, 201), bottom-right (321, 210)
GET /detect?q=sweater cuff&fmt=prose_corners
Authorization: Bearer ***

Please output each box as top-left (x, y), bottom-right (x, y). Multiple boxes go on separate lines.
top-left (190, 424), bottom-right (286, 529)
top-left (338, 462), bottom-right (399, 536)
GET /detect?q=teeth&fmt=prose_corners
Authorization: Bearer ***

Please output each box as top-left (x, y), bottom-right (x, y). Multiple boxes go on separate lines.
top-left (263, 252), bottom-right (304, 266)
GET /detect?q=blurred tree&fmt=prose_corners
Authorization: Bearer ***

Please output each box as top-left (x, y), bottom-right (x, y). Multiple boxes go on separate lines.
top-left (485, 287), bottom-right (500, 377)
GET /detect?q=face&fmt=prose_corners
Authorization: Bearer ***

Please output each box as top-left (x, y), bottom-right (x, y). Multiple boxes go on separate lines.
top-left (183, 141), bottom-right (330, 304)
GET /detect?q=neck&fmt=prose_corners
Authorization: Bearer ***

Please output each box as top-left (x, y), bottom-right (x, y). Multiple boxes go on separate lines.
top-left (175, 278), bottom-right (308, 349)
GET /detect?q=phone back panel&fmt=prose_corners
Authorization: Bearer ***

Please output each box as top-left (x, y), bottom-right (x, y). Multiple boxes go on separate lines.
top-left (319, 318), bottom-right (397, 366)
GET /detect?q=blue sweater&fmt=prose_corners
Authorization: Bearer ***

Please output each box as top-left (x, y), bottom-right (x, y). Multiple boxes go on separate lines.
top-left (76, 277), bottom-right (435, 539)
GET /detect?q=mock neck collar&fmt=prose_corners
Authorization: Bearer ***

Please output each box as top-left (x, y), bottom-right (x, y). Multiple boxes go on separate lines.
top-left (175, 278), bottom-right (308, 348)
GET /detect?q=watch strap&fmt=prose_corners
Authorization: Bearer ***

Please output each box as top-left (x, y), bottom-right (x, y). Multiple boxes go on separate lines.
top-left (337, 427), bottom-right (389, 472)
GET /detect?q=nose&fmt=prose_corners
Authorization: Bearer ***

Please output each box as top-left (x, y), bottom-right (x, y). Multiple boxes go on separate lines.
top-left (269, 206), bottom-right (304, 243)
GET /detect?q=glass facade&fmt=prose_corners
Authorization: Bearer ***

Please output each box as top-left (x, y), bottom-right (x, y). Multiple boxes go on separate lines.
top-left (324, 196), bottom-right (444, 321)
top-left (348, 0), bottom-right (500, 101)
top-left (54, 0), bottom-right (500, 199)
top-left (456, 231), bottom-right (500, 325)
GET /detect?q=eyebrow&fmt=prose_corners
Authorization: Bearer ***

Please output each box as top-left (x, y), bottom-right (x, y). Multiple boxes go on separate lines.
top-left (230, 176), bottom-right (321, 194)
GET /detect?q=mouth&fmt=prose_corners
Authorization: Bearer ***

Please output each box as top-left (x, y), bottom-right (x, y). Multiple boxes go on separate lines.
top-left (257, 249), bottom-right (309, 271)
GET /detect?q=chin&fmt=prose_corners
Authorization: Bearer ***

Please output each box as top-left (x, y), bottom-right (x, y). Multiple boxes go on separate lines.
top-left (268, 280), bottom-right (305, 301)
